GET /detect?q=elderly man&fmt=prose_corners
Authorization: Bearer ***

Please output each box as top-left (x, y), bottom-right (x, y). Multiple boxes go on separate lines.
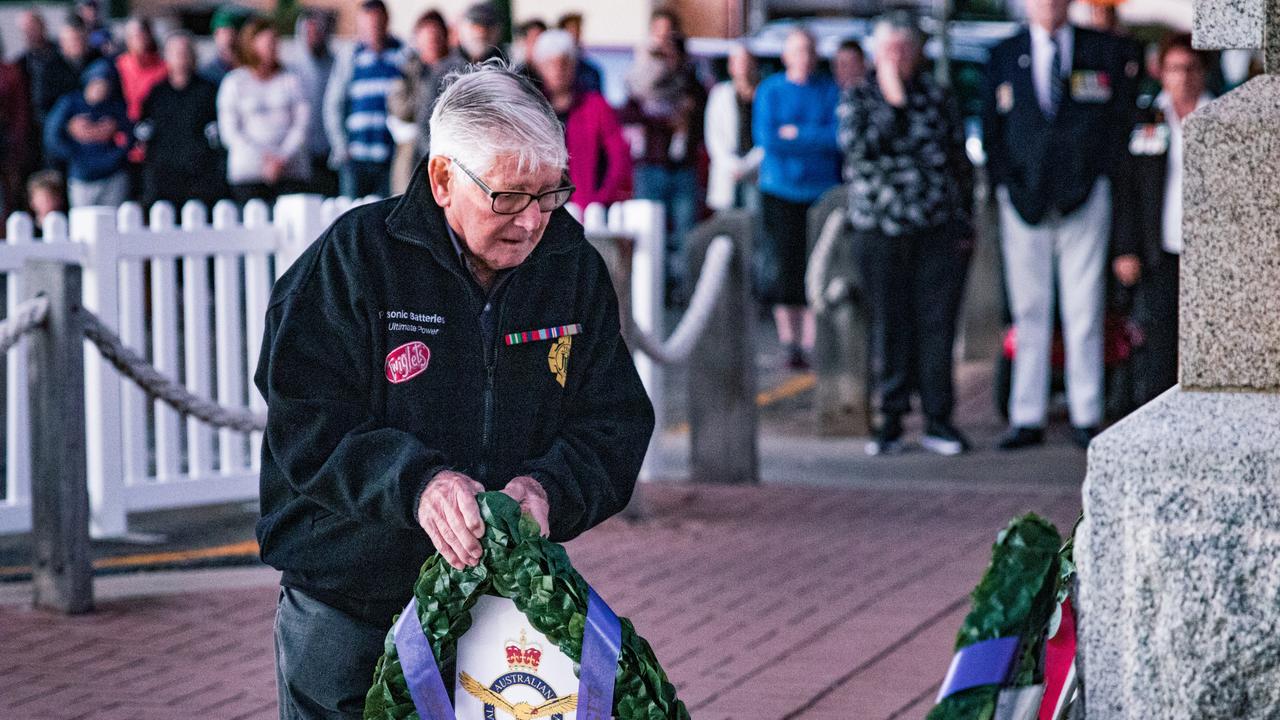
top-left (442, 2), bottom-right (506, 70)
top-left (983, 0), bottom-right (1135, 449)
top-left (258, 62), bottom-right (654, 719)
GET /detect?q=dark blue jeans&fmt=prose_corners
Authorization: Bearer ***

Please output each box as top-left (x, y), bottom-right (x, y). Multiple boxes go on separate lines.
top-left (274, 587), bottom-right (388, 719)
top-left (339, 160), bottom-right (391, 199)
top-left (634, 164), bottom-right (699, 289)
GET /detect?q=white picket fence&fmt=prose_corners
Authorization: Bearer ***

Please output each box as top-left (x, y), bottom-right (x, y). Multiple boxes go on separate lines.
top-left (0, 195), bottom-right (665, 537)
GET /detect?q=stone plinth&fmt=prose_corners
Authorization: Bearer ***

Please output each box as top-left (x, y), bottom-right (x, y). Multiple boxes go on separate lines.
top-left (1180, 76), bottom-right (1280, 391)
top-left (1194, 0), bottom-right (1266, 48)
top-left (1077, 388), bottom-right (1280, 718)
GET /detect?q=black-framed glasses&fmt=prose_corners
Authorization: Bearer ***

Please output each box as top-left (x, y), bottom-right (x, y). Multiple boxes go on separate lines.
top-left (451, 158), bottom-right (575, 215)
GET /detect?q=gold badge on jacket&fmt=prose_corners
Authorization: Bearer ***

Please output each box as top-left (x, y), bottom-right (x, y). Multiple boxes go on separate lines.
top-left (548, 336), bottom-right (572, 387)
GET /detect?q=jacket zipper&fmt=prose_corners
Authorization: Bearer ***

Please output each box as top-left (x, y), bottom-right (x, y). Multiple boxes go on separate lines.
top-left (478, 350), bottom-right (495, 481)
top-left (476, 275), bottom-right (512, 484)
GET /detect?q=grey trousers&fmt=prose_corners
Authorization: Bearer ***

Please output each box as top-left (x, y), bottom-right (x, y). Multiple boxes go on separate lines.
top-left (997, 179), bottom-right (1110, 429)
top-left (274, 587), bottom-right (388, 720)
top-left (68, 171), bottom-right (129, 209)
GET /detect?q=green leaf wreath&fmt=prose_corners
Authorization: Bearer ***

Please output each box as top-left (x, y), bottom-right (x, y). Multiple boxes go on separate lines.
top-left (363, 492), bottom-right (690, 720)
top-left (926, 513), bottom-right (1064, 720)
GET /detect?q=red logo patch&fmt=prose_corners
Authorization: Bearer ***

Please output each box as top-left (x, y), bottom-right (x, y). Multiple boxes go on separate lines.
top-left (385, 341), bottom-right (431, 384)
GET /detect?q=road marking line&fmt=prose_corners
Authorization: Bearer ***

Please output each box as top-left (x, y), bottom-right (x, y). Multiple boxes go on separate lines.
top-left (756, 372), bottom-right (817, 406)
top-left (671, 372), bottom-right (816, 435)
top-left (93, 539), bottom-right (260, 568)
top-left (0, 539), bottom-right (260, 577)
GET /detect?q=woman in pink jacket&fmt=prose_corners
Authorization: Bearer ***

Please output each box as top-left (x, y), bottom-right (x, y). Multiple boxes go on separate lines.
top-left (531, 29), bottom-right (632, 208)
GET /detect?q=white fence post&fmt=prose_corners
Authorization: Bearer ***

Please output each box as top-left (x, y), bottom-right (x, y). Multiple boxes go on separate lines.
top-left (583, 203), bottom-right (608, 231)
top-left (212, 201), bottom-right (248, 475)
top-left (623, 200), bottom-right (665, 481)
top-left (181, 202), bottom-right (216, 478)
top-left (145, 202), bottom-right (182, 483)
top-left (3, 214), bottom-right (35, 535)
top-left (243, 200), bottom-right (272, 470)
top-left (273, 194), bottom-right (325, 275)
top-left (75, 206), bottom-right (128, 538)
top-left (118, 209), bottom-right (148, 492)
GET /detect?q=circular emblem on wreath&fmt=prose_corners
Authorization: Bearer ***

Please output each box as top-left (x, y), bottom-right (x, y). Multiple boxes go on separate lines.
top-left (460, 630), bottom-right (574, 720)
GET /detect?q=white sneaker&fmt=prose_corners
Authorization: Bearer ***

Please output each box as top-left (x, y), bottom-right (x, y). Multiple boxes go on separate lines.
top-left (864, 437), bottom-right (905, 456)
top-left (921, 434), bottom-right (965, 456)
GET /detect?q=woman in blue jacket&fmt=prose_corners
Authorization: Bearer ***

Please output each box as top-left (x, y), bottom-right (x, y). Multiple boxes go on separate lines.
top-left (44, 59), bottom-right (132, 208)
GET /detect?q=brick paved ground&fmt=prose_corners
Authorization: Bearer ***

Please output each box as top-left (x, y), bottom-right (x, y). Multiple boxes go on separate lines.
top-left (1, 322), bottom-right (1093, 720)
top-left (0, 481), bottom-right (1079, 720)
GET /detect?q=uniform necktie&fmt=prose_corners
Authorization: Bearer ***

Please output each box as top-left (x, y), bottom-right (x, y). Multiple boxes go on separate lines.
top-left (1048, 35), bottom-right (1065, 119)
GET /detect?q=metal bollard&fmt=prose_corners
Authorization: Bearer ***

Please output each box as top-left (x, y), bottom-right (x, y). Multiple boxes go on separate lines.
top-left (26, 260), bottom-right (93, 614)
top-left (684, 213), bottom-right (758, 484)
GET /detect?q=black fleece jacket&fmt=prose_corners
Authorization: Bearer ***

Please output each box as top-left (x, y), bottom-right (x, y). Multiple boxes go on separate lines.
top-left (254, 164), bottom-right (654, 626)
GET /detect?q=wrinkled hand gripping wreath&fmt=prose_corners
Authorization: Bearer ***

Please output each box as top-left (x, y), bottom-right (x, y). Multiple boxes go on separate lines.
top-left (363, 493), bottom-right (690, 720)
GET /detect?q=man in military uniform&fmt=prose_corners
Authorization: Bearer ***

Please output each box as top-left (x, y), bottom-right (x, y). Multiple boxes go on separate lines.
top-left (983, 0), bottom-right (1139, 449)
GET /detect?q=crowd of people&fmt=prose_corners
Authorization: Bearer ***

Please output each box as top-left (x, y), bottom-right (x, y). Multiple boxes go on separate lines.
top-left (854, 1), bottom-right (1215, 457)
top-left (0, 0), bottom-right (1221, 456)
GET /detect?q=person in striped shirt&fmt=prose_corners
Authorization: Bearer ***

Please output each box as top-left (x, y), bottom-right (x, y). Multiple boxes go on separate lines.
top-left (323, 0), bottom-right (405, 199)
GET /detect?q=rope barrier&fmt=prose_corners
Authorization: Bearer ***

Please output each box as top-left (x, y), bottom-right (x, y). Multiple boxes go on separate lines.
top-left (626, 235), bottom-right (734, 365)
top-left (0, 297), bottom-right (51, 355)
top-left (805, 208), bottom-right (854, 314)
top-left (79, 311), bottom-right (267, 433)
top-left (0, 295), bottom-right (266, 432)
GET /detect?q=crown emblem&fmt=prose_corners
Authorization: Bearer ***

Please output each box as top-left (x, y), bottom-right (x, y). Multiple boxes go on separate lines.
top-left (504, 629), bottom-right (543, 672)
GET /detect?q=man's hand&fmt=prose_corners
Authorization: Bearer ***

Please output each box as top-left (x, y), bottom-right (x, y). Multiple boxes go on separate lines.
top-left (91, 118), bottom-right (119, 144)
top-left (68, 115), bottom-right (95, 143)
top-left (263, 156), bottom-right (285, 184)
top-left (417, 470), bottom-right (485, 570)
top-left (1113, 254), bottom-right (1141, 287)
top-left (502, 476), bottom-right (550, 537)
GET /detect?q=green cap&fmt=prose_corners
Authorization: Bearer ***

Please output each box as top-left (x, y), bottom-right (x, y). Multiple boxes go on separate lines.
top-left (211, 5), bottom-right (251, 31)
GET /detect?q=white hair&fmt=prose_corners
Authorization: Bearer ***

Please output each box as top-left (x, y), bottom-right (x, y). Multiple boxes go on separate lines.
top-left (872, 13), bottom-right (923, 49)
top-left (428, 59), bottom-right (568, 176)
top-left (532, 28), bottom-right (576, 64)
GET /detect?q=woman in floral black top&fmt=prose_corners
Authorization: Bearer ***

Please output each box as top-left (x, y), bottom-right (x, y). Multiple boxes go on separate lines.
top-left (838, 14), bottom-right (975, 457)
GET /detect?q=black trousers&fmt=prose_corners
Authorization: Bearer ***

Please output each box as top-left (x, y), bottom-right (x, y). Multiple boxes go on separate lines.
top-left (308, 154), bottom-right (340, 198)
top-left (143, 165), bottom-right (228, 211)
top-left (1132, 252), bottom-right (1179, 405)
top-left (231, 179), bottom-right (308, 206)
top-left (859, 226), bottom-right (969, 423)
top-left (274, 587), bottom-right (389, 719)
top-left (758, 192), bottom-right (813, 307)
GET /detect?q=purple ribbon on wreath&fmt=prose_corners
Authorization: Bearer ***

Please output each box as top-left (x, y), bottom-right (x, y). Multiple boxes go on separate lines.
top-left (392, 586), bottom-right (622, 719)
top-left (935, 636), bottom-right (1021, 703)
